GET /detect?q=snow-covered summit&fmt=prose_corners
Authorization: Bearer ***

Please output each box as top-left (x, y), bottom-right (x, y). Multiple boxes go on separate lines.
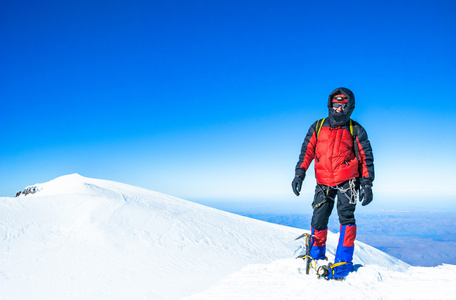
top-left (1, 174), bottom-right (302, 299)
top-left (17, 173), bottom-right (154, 197)
top-left (1, 175), bottom-right (454, 299)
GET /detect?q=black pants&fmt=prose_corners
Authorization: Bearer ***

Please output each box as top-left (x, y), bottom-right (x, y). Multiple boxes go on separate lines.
top-left (311, 180), bottom-right (359, 230)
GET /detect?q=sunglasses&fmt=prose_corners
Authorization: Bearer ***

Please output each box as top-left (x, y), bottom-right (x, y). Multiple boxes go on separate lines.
top-left (332, 103), bottom-right (347, 108)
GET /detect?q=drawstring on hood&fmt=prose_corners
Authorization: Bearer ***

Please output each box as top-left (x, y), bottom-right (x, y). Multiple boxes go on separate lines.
top-left (327, 87), bottom-right (355, 127)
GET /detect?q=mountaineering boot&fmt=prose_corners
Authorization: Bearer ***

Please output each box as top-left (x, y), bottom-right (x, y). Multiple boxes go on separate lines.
top-left (329, 224), bottom-right (356, 279)
top-left (316, 262), bottom-right (332, 278)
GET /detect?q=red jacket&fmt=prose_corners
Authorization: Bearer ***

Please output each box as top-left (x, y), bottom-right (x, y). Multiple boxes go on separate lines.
top-left (295, 88), bottom-right (374, 187)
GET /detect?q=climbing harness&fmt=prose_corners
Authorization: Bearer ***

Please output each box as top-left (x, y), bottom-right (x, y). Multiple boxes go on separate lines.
top-left (337, 178), bottom-right (358, 204)
top-left (312, 184), bottom-right (330, 209)
top-left (313, 179), bottom-right (358, 209)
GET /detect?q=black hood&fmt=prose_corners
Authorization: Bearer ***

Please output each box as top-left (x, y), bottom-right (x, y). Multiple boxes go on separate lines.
top-left (327, 87), bottom-right (355, 126)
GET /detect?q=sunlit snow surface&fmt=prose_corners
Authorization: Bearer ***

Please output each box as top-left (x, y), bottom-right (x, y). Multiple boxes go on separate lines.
top-left (1, 174), bottom-right (454, 299)
top-left (184, 260), bottom-right (456, 300)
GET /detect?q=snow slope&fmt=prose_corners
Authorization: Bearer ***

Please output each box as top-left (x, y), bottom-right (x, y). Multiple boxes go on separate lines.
top-left (0, 174), bottom-right (454, 299)
top-left (184, 260), bottom-right (456, 300)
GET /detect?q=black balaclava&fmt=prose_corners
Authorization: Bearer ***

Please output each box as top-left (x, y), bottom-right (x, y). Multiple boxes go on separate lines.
top-left (327, 87), bottom-right (355, 127)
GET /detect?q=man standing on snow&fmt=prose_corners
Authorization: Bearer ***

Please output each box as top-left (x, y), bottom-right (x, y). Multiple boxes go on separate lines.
top-left (291, 87), bottom-right (374, 279)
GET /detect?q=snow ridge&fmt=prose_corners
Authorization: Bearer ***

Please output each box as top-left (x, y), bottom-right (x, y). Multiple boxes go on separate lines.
top-left (1, 174), bottom-right (454, 299)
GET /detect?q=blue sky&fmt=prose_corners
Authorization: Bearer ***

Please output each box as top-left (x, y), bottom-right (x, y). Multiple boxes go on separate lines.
top-left (1, 0), bottom-right (455, 210)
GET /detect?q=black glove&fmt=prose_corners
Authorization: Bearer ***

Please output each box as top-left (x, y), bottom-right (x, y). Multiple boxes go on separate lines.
top-left (359, 184), bottom-right (373, 206)
top-left (292, 174), bottom-right (305, 196)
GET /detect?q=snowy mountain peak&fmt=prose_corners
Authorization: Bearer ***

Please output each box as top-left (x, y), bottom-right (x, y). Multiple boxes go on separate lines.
top-left (2, 175), bottom-right (454, 299)
top-left (17, 173), bottom-right (156, 199)
top-left (4, 175), bottom-right (308, 298)
top-left (16, 173), bottom-right (91, 197)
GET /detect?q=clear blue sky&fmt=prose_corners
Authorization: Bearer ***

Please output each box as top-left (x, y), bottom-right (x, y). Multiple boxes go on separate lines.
top-left (1, 0), bottom-right (455, 209)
